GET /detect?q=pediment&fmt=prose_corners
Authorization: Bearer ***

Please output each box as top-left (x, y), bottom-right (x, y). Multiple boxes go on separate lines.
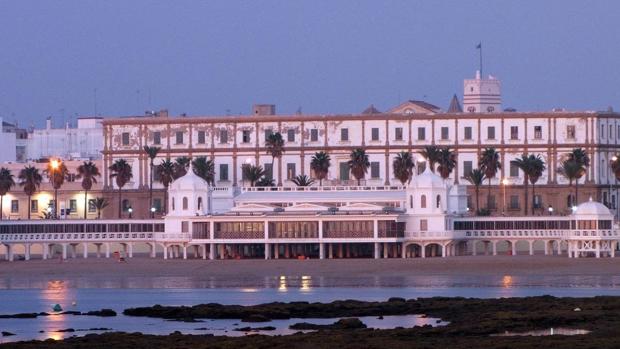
top-left (230, 203), bottom-right (274, 212)
top-left (285, 203), bottom-right (330, 211)
top-left (340, 202), bottom-right (384, 211)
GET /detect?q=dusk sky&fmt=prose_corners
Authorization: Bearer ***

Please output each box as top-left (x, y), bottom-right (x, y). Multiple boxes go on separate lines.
top-left (1, 0), bottom-right (619, 127)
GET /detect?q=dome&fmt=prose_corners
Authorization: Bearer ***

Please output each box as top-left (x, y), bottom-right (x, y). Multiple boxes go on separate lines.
top-left (573, 197), bottom-right (612, 217)
top-left (169, 167), bottom-right (209, 192)
top-left (411, 164), bottom-right (446, 189)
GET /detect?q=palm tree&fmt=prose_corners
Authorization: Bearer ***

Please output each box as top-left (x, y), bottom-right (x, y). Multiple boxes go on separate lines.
top-left (310, 151), bottom-right (331, 186)
top-left (292, 174), bottom-right (315, 187)
top-left (418, 145), bottom-right (441, 172)
top-left (44, 160), bottom-right (70, 218)
top-left (511, 154), bottom-right (532, 215)
top-left (109, 159), bottom-right (133, 218)
top-left (76, 161), bottom-right (100, 219)
top-left (241, 164), bottom-right (265, 186)
top-left (464, 169), bottom-right (485, 214)
top-left (143, 145), bottom-right (161, 215)
top-left (156, 159), bottom-right (176, 214)
top-left (192, 156), bottom-right (215, 185)
top-left (0, 168), bottom-right (15, 220)
top-left (611, 155), bottom-right (620, 181)
top-left (558, 159), bottom-right (583, 208)
top-left (256, 177), bottom-right (275, 187)
top-left (480, 147), bottom-right (501, 210)
top-left (348, 148), bottom-right (370, 186)
top-left (18, 166), bottom-right (43, 219)
top-left (437, 147), bottom-right (457, 180)
top-left (567, 148), bottom-right (589, 205)
top-left (174, 156), bottom-right (190, 179)
top-left (528, 154), bottom-right (546, 215)
top-left (392, 151), bottom-right (415, 185)
top-left (93, 197), bottom-right (109, 219)
top-left (265, 132), bottom-right (285, 184)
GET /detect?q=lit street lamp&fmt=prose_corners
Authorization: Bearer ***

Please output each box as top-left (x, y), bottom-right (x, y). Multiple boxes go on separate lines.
top-left (501, 178), bottom-right (509, 215)
top-left (49, 159), bottom-right (61, 219)
top-left (150, 206), bottom-right (156, 218)
top-left (548, 205), bottom-right (554, 216)
top-left (128, 206), bottom-right (133, 219)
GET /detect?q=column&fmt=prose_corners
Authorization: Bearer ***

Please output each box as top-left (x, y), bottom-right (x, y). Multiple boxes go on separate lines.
top-left (163, 245), bottom-right (168, 260)
top-left (62, 244), bottom-right (68, 260)
top-left (383, 243), bottom-right (388, 258)
top-left (528, 240), bottom-right (534, 256)
top-left (42, 243), bottom-right (49, 260)
top-left (105, 243), bottom-right (110, 258)
top-left (611, 241), bottom-right (616, 258)
top-left (71, 244), bottom-right (76, 259)
top-left (183, 245), bottom-right (188, 260)
top-left (319, 243), bottom-right (325, 259)
top-left (441, 244), bottom-right (446, 258)
top-left (556, 241), bottom-right (562, 255)
top-left (96, 244), bottom-right (102, 258)
top-left (595, 241), bottom-right (600, 258)
top-left (150, 243), bottom-right (156, 258)
top-left (373, 220), bottom-right (378, 239)
top-left (511, 241), bottom-right (517, 256)
top-left (264, 243), bottom-right (270, 260)
top-left (202, 244), bottom-right (207, 260)
top-left (421, 244), bottom-right (426, 258)
top-left (274, 243), bottom-right (279, 259)
top-left (128, 243), bottom-right (133, 258)
top-left (329, 243), bottom-right (333, 259)
top-left (374, 242), bottom-right (380, 259)
top-left (8, 245), bottom-right (13, 262)
top-left (401, 243), bottom-right (407, 258)
top-left (82, 243), bottom-right (88, 259)
top-left (492, 241), bottom-right (497, 256)
top-left (25, 244), bottom-right (31, 261)
top-left (544, 240), bottom-right (549, 255)
top-left (567, 241), bottom-right (572, 258)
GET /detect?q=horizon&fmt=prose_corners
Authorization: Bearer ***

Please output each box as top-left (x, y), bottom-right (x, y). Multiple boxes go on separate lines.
top-left (1, 1), bottom-right (620, 127)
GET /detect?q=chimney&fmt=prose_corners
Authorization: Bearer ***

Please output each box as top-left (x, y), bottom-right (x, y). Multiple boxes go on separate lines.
top-left (46, 117), bottom-right (52, 130)
top-left (252, 104), bottom-right (276, 116)
top-left (158, 109), bottom-right (169, 118)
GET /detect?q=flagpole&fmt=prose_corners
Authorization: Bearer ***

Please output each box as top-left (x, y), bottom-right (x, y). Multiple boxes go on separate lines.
top-left (479, 42), bottom-right (483, 77)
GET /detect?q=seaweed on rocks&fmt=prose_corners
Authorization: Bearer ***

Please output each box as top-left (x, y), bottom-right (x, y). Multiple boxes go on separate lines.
top-left (289, 318), bottom-right (367, 330)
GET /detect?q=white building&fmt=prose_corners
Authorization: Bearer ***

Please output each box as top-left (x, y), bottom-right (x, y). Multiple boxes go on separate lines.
top-left (463, 70), bottom-right (502, 113)
top-left (26, 117), bottom-right (103, 161)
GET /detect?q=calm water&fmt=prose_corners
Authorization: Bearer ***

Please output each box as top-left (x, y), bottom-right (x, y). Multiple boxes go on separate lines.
top-left (1, 274), bottom-right (620, 343)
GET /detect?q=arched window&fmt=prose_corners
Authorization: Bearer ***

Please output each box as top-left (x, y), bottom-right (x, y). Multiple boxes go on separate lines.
top-left (420, 195), bottom-right (427, 208)
top-left (436, 195), bottom-right (441, 208)
top-left (567, 194), bottom-right (575, 208)
top-left (409, 195), bottom-right (413, 209)
top-left (182, 197), bottom-right (188, 210)
top-left (122, 199), bottom-right (130, 212)
top-left (197, 197), bottom-right (203, 210)
top-left (171, 197), bottom-right (175, 211)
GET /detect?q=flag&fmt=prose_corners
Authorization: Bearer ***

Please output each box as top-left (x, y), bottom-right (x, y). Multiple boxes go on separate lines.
top-left (476, 42), bottom-right (482, 49)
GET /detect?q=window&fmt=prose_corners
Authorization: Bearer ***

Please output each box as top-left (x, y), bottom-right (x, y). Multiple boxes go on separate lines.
top-left (339, 162), bottom-right (349, 181)
top-left (122, 132), bottom-right (130, 145)
top-left (567, 125), bottom-right (576, 139)
top-left (463, 161), bottom-right (473, 176)
top-left (122, 199), bottom-right (131, 212)
top-left (510, 163), bottom-right (519, 177)
top-left (153, 131), bottom-right (161, 145)
top-left (219, 129), bottom-right (228, 143)
top-left (420, 219), bottom-right (428, 231)
top-left (287, 129), bottom-right (295, 142)
top-left (395, 127), bottom-right (403, 141)
top-left (182, 197), bottom-right (188, 210)
top-left (417, 127), bottom-right (426, 141)
top-left (487, 126), bottom-right (495, 140)
top-left (464, 126), bottom-right (472, 140)
top-left (219, 164), bottom-right (229, 181)
top-left (436, 195), bottom-right (441, 208)
top-left (371, 128), bottom-right (379, 141)
top-left (610, 125), bottom-right (613, 138)
top-left (264, 129), bottom-right (273, 141)
top-left (601, 124), bottom-right (605, 138)
top-left (31, 200), bottom-right (38, 213)
top-left (370, 162), bottom-right (380, 178)
top-left (510, 126), bottom-right (518, 140)
top-left (441, 127), bottom-right (449, 140)
top-left (242, 130), bottom-right (251, 143)
top-left (341, 128), bottom-right (349, 141)
top-left (11, 200), bottom-right (18, 213)
top-left (310, 129), bottom-right (318, 142)
top-left (88, 199), bottom-right (96, 213)
top-left (153, 198), bottom-right (162, 212)
top-left (197, 197), bottom-right (203, 210)
top-left (417, 161), bottom-right (426, 174)
top-left (175, 131), bottom-right (184, 144)
top-left (286, 163), bottom-right (296, 180)
top-left (488, 195), bottom-right (496, 209)
top-left (533, 195), bottom-right (542, 209)
top-left (567, 194), bottom-right (575, 208)
top-left (421, 195), bottom-right (427, 208)
top-left (69, 199), bottom-right (77, 213)
top-left (509, 195), bottom-right (520, 209)
top-left (264, 163), bottom-right (273, 180)
top-left (409, 195), bottom-right (413, 209)
top-left (181, 221), bottom-right (189, 233)
top-left (534, 126), bottom-right (542, 139)
top-left (197, 131), bottom-right (206, 144)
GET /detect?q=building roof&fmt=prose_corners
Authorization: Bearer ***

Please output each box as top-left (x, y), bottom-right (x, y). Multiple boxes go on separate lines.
top-left (361, 104), bottom-right (381, 115)
top-left (235, 189), bottom-right (405, 204)
top-left (170, 167), bottom-right (209, 192)
top-left (411, 165), bottom-right (446, 189)
top-left (573, 197), bottom-right (612, 217)
top-left (447, 94), bottom-right (463, 113)
top-left (406, 100), bottom-right (441, 111)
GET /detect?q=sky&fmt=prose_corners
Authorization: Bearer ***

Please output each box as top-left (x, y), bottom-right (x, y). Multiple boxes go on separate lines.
top-left (1, 0), bottom-right (619, 127)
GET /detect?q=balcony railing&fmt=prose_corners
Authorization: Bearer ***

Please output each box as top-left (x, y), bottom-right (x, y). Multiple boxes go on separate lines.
top-left (241, 185), bottom-right (404, 192)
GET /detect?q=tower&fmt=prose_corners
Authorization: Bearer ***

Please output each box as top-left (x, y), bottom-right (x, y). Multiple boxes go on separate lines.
top-left (463, 70), bottom-right (501, 113)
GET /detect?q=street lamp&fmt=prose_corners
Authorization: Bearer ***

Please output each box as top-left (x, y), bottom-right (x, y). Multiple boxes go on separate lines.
top-left (49, 159), bottom-right (61, 219)
top-left (548, 205), bottom-right (554, 216)
top-left (128, 206), bottom-right (133, 219)
top-left (501, 178), bottom-right (509, 215)
top-left (571, 205), bottom-right (578, 214)
top-left (612, 155), bottom-right (618, 218)
top-left (150, 206), bottom-right (156, 218)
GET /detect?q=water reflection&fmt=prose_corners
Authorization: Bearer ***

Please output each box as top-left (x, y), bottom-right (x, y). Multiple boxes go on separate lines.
top-left (502, 275), bottom-right (513, 288)
top-left (492, 327), bottom-right (591, 337)
top-left (278, 276), bottom-right (287, 292)
top-left (300, 276), bottom-right (312, 292)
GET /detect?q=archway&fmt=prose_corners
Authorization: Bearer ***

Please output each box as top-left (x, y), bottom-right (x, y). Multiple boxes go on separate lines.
top-left (514, 240), bottom-right (530, 256)
top-left (404, 243), bottom-right (422, 258)
top-left (424, 243), bottom-right (443, 258)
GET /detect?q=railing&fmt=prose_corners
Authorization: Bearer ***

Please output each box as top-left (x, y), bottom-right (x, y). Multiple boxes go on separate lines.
top-left (0, 232), bottom-right (155, 243)
top-left (463, 230), bottom-right (567, 239)
top-left (154, 233), bottom-right (191, 241)
top-left (567, 230), bottom-right (620, 239)
top-left (241, 185), bottom-right (405, 192)
top-left (405, 231), bottom-right (461, 239)
top-left (322, 231), bottom-right (374, 238)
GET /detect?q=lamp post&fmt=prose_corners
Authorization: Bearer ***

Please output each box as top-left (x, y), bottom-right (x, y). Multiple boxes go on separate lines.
top-left (548, 205), bottom-right (553, 216)
top-left (50, 159), bottom-right (60, 219)
top-left (128, 206), bottom-right (133, 219)
top-left (612, 155), bottom-right (618, 218)
top-left (501, 178), bottom-right (509, 215)
top-left (150, 206), bottom-right (156, 218)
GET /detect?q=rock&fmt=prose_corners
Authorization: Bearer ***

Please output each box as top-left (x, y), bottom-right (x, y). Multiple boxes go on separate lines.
top-left (84, 309), bottom-right (117, 317)
top-left (234, 326), bottom-right (276, 332)
top-left (388, 297), bottom-right (406, 303)
top-left (1, 331), bottom-right (15, 337)
top-left (290, 318), bottom-right (367, 330)
top-left (241, 314), bottom-right (271, 322)
top-left (377, 316), bottom-right (384, 320)
top-left (0, 313), bottom-right (38, 319)
top-left (55, 328), bottom-right (75, 333)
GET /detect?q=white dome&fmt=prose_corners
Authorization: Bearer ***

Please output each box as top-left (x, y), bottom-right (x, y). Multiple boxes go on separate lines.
top-left (573, 197), bottom-right (612, 217)
top-left (411, 165), bottom-right (446, 189)
top-left (169, 168), bottom-right (209, 191)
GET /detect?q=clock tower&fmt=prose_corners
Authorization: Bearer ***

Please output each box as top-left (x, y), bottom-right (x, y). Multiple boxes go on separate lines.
top-left (463, 70), bottom-right (502, 113)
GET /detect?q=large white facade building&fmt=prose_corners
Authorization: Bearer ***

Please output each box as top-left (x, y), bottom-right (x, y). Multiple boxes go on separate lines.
top-left (26, 117), bottom-right (103, 161)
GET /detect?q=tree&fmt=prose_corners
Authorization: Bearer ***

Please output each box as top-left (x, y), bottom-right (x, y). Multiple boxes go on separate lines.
top-left (18, 166), bottom-right (43, 219)
top-left (93, 197), bottom-right (109, 219)
top-left (558, 159), bottom-right (583, 208)
top-left (76, 161), bottom-right (100, 219)
top-left (392, 151), bottom-right (414, 185)
top-left (192, 156), bottom-right (215, 185)
top-left (156, 159), bottom-right (176, 214)
top-left (437, 147), bottom-right (457, 180)
top-left (348, 148), bottom-right (370, 186)
top-left (0, 168), bottom-right (15, 220)
top-left (418, 145), bottom-right (441, 173)
top-left (464, 169), bottom-right (485, 214)
top-left (241, 164), bottom-right (265, 186)
top-left (310, 151), bottom-right (331, 186)
top-left (109, 159), bottom-right (133, 218)
top-left (44, 160), bottom-right (70, 219)
top-left (480, 147), bottom-right (501, 210)
top-left (292, 174), bottom-right (315, 187)
top-left (174, 156), bottom-right (190, 179)
top-left (528, 154), bottom-right (546, 215)
top-left (265, 132), bottom-right (285, 184)
top-left (143, 145), bottom-right (161, 216)
top-left (256, 177), bottom-right (275, 187)
top-left (612, 155), bottom-right (620, 181)
top-left (510, 154), bottom-right (533, 215)
top-left (566, 148), bottom-right (589, 205)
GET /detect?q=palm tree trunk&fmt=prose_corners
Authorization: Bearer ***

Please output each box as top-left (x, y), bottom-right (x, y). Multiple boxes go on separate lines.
top-left (149, 161), bottom-right (154, 217)
top-left (27, 195), bottom-right (31, 219)
top-left (487, 178), bottom-right (492, 210)
top-left (54, 188), bottom-right (58, 219)
top-left (163, 186), bottom-right (168, 214)
top-left (523, 177), bottom-right (529, 216)
top-left (0, 195), bottom-right (3, 221)
top-left (475, 187), bottom-right (479, 213)
top-left (118, 188), bottom-right (122, 219)
top-left (575, 180), bottom-right (579, 206)
top-left (531, 184), bottom-right (536, 215)
top-left (84, 190), bottom-right (88, 219)
top-left (97, 208), bottom-right (101, 219)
